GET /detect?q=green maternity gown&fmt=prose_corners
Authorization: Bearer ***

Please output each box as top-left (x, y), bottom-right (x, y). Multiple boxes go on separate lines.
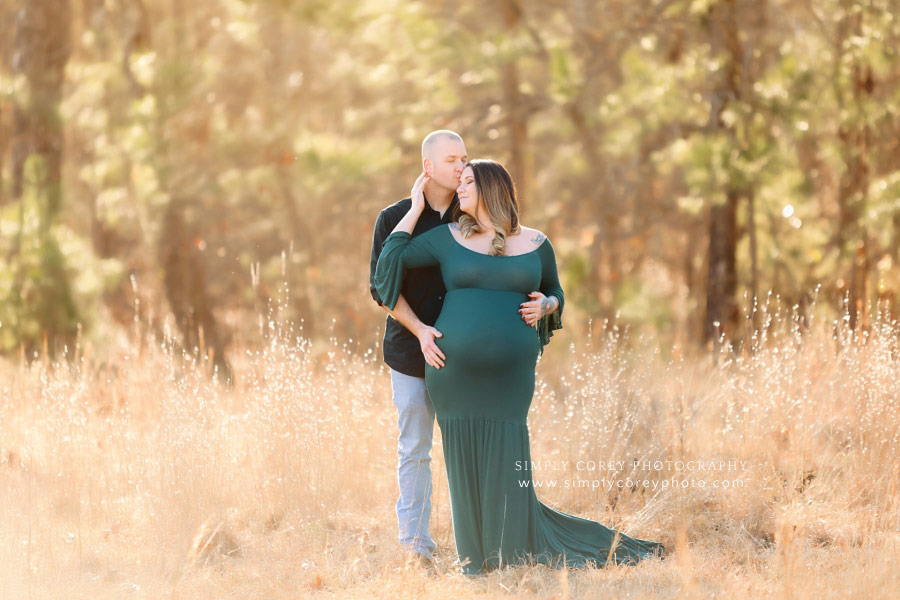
top-left (374, 224), bottom-right (666, 575)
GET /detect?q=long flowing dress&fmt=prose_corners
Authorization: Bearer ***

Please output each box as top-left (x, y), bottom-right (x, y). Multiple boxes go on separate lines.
top-left (375, 224), bottom-right (666, 575)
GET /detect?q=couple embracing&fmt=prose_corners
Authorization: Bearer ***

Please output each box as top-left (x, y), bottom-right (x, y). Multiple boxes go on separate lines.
top-left (368, 130), bottom-right (665, 576)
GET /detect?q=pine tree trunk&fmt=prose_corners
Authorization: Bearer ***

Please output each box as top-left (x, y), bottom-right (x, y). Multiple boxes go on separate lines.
top-left (497, 0), bottom-right (530, 207)
top-left (703, 0), bottom-right (743, 345)
top-left (10, 0), bottom-right (79, 358)
top-left (704, 193), bottom-right (739, 343)
top-left (12, 0), bottom-right (71, 225)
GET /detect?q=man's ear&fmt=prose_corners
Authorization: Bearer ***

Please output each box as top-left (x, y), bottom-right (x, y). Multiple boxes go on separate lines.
top-left (423, 158), bottom-right (432, 175)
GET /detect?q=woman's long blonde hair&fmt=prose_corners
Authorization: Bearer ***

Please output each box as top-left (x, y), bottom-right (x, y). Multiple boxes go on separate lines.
top-left (453, 159), bottom-right (521, 256)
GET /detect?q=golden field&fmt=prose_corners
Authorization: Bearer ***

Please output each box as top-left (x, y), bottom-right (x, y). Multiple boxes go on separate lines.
top-left (1, 311), bottom-right (899, 599)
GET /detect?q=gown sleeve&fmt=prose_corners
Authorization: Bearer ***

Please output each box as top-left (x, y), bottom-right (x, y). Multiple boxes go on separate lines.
top-left (373, 227), bottom-right (444, 311)
top-left (536, 238), bottom-right (564, 356)
top-left (369, 209), bottom-right (396, 307)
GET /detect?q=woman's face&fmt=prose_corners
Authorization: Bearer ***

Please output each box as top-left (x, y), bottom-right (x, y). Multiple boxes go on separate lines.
top-left (456, 166), bottom-right (478, 216)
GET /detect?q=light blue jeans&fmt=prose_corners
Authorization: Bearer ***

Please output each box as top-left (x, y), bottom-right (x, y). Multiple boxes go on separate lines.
top-left (390, 368), bottom-right (437, 558)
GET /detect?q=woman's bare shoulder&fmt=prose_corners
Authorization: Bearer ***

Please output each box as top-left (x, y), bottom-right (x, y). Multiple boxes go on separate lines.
top-left (517, 225), bottom-right (547, 248)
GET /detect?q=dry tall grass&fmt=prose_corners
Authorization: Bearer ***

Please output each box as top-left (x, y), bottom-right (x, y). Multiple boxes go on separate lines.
top-left (1, 307), bottom-right (899, 599)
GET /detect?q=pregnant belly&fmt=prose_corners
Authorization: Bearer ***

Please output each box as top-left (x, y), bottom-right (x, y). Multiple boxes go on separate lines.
top-left (433, 288), bottom-right (540, 371)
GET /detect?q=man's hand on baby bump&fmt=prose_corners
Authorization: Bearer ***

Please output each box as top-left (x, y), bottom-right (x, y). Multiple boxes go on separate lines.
top-left (417, 325), bottom-right (446, 369)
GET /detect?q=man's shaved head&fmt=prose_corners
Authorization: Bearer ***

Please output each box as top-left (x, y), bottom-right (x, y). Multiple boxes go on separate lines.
top-left (420, 129), bottom-right (467, 194)
top-left (421, 130), bottom-right (464, 160)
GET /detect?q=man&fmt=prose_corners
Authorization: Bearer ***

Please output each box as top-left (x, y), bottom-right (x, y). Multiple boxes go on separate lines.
top-left (369, 130), bottom-right (467, 565)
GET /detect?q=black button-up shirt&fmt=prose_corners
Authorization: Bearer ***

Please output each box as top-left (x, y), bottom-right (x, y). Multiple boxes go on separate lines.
top-left (369, 195), bottom-right (459, 378)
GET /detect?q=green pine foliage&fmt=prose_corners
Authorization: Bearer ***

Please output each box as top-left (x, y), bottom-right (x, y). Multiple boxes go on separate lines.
top-left (0, 0), bottom-right (899, 354)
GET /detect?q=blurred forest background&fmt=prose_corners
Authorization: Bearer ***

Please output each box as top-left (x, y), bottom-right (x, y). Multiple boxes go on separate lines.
top-left (1, 0), bottom-right (899, 370)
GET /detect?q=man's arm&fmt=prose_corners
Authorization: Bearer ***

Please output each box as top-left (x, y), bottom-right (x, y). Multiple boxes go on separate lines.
top-left (381, 294), bottom-right (424, 337)
top-left (384, 295), bottom-right (446, 369)
top-left (369, 206), bottom-right (446, 369)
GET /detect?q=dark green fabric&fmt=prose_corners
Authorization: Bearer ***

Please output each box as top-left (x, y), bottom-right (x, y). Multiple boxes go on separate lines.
top-left (369, 195), bottom-right (459, 378)
top-left (375, 225), bottom-right (665, 575)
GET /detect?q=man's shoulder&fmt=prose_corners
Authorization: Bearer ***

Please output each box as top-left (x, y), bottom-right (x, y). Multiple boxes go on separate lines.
top-left (378, 198), bottom-right (412, 221)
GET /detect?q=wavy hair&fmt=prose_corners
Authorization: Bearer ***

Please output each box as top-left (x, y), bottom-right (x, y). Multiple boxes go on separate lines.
top-left (453, 159), bottom-right (520, 256)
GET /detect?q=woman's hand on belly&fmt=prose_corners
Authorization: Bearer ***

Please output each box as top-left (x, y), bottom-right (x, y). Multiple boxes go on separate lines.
top-left (519, 291), bottom-right (556, 327)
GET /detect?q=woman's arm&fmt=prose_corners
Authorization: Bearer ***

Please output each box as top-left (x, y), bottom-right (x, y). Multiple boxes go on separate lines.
top-left (519, 233), bottom-right (562, 327)
top-left (374, 225), bottom-right (446, 368)
top-left (535, 239), bottom-right (564, 355)
top-left (373, 227), bottom-right (443, 311)
top-left (540, 294), bottom-right (561, 316)
top-left (520, 292), bottom-right (559, 327)
top-left (390, 171), bottom-right (429, 235)
top-left (371, 210), bottom-right (429, 335)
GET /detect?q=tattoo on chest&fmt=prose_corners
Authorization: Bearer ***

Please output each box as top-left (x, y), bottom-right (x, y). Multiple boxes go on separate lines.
top-left (531, 232), bottom-right (546, 246)
top-left (450, 223), bottom-right (460, 231)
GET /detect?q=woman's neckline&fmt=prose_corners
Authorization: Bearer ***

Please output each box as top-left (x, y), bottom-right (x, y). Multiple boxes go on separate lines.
top-left (445, 225), bottom-right (546, 257)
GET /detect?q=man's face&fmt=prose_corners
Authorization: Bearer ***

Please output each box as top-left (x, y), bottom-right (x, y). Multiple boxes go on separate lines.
top-left (424, 137), bottom-right (467, 192)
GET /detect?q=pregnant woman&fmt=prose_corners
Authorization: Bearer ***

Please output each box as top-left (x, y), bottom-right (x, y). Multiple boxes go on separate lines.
top-left (374, 159), bottom-right (665, 576)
